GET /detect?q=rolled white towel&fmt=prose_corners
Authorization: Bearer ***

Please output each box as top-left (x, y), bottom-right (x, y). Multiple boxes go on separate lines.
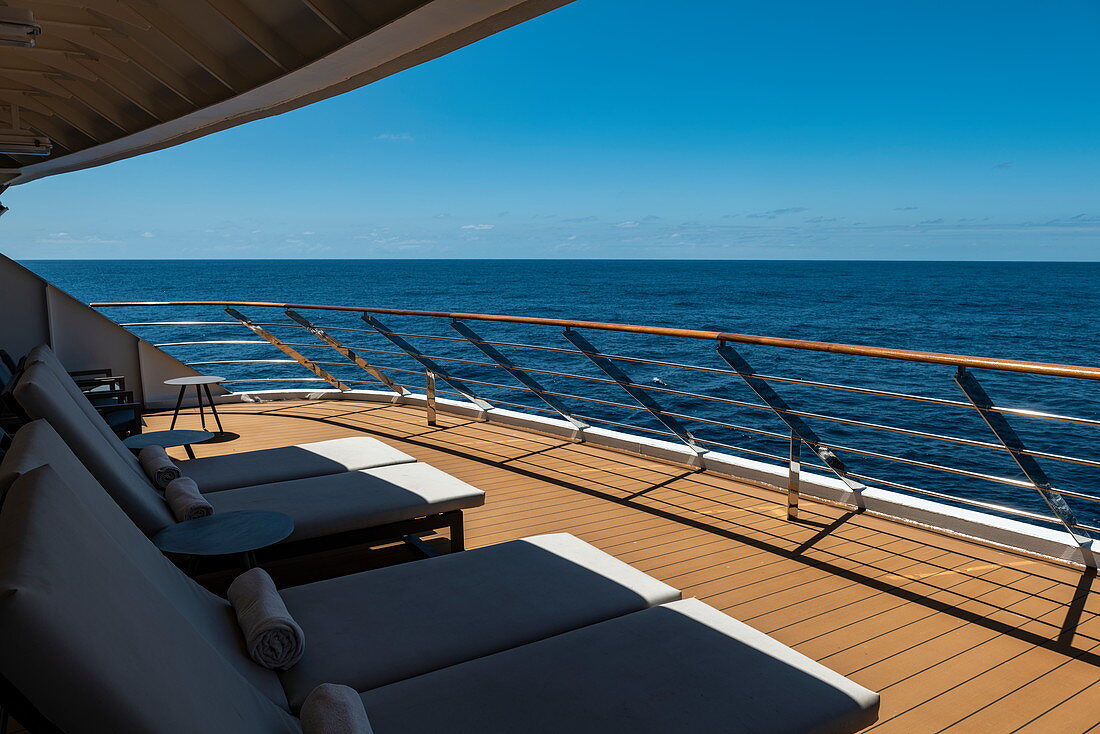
top-left (227, 567), bottom-right (305, 671)
top-left (300, 684), bottom-right (373, 734)
top-left (138, 445), bottom-right (182, 489)
top-left (164, 477), bottom-right (213, 522)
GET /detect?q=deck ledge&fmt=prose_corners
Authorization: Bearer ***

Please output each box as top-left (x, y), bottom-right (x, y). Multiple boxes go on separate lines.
top-left (152, 387), bottom-right (1092, 568)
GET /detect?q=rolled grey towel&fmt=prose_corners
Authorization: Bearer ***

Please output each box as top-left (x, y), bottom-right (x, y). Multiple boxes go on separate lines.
top-left (164, 477), bottom-right (213, 522)
top-left (300, 684), bottom-right (373, 734)
top-left (138, 445), bottom-right (182, 489)
top-left (227, 567), bottom-right (305, 671)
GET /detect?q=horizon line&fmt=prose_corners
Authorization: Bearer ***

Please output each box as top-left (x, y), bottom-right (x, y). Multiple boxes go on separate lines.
top-left (12, 257), bottom-right (1100, 264)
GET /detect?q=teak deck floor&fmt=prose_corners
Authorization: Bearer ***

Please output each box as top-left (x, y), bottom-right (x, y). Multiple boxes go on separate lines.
top-left (86, 400), bottom-right (1100, 732)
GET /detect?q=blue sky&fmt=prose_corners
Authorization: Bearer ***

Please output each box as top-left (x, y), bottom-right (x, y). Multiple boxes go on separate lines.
top-left (3, 0), bottom-right (1098, 260)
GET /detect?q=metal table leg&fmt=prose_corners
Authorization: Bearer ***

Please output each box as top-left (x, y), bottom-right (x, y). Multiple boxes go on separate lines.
top-left (203, 384), bottom-right (225, 433)
top-left (169, 385), bottom-right (186, 429)
top-left (195, 385), bottom-right (206, 430)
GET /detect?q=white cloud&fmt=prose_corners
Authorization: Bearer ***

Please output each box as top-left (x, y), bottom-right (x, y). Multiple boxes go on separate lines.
top-left (36, 234), bottom-right (119, 245)
top-left (141, 231), bottom-right (155, 238)
top-left (460, 224), bottom-right (494, 230)
top-left (616, 221), bottom-right (640, 228)
top-left (376, 133), bottom-right (414, 141)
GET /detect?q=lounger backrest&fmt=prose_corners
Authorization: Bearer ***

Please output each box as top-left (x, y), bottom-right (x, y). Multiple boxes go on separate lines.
top-left (25, 344), bottom-right (142, 475)
top-left (0, 465), bottom-right (302, 734)
top-left (0, 420), bottom-right (290, 710)
top-left (13, 361), bottom-right (172, 534)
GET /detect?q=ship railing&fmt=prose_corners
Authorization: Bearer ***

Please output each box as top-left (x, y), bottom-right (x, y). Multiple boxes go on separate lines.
top-left (92, 301), bottom-right (1100, 550)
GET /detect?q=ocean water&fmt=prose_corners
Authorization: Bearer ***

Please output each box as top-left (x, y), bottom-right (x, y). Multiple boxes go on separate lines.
top-left (22, 259), bottom-right (1100, 530)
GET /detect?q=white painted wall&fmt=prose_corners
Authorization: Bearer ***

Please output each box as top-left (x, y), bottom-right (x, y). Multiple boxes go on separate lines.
top-left (0, 254), bottom-right (224, 405)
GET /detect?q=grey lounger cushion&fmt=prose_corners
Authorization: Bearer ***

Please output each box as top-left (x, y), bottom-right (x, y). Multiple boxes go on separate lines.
top-left (206, 462), bottom-right (485, 544)
top-left (359, 598), bottom-right (880, 734)
top-left (9, 415), bottom-right (481, 551)
top-left (6, 417), bottom-right (481, 548)
top-left (182, 436), bottom-right (415, 494)
top-left (0, 466), bottom-right (301, 734)
top-left (0, 423), bottom-right (876, 734)
top-left (18, 352), bottom-right (415, 494)
top-left (0, 419), bottom-right (291, 710)
top-left (25, 344), bottom-right (141, 474)
top-left (14, 360), bottom-right (418, 534)
top-left (16, 361), bottom-right (176, 532)
top-left (278, 532), bottom-right (680, 708)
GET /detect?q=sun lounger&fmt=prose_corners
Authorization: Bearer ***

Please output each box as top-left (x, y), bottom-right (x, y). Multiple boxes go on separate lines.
top-left (0, 465), bottom-right (301, 734)
top-left (0, 437), bottom-right (878, 734)
top-left (14, 356), bottom-right (488, 544)
top-left (7, 415), bottom-right (481, 551)
top-left (22, 345), bottom-right (141, 437)
top-left (21, 346), bottom-right (418, 491)
top-left (277, 531), bottom-right (680, 706)
top-left (360, 597), bottom-right (880, 734)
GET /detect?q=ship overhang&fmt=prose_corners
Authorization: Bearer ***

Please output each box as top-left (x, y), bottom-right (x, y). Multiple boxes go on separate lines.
top-left (0, 0), bottom-right (572, 188)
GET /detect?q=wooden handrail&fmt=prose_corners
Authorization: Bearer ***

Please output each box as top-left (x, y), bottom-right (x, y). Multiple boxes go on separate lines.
top-left (90, 300), bottom-right (1100, 381)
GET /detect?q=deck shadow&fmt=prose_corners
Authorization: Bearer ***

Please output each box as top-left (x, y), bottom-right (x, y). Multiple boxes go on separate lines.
top-left (156, 403), bottom-right (1100, 668)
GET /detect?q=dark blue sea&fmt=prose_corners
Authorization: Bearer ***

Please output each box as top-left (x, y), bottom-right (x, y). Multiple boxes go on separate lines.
top-left (21, 260), bottom-right (1100, 532)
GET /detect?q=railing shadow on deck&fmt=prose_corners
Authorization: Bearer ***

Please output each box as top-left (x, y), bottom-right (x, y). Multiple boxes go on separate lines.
top-left (167, 401), bottom-right (1100, 667)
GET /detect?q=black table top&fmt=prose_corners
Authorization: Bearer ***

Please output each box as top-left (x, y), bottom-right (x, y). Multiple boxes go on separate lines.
top-left (153, 511), bottom-right (294, 557)
top-left (123, 429), bottom-right (214, 450)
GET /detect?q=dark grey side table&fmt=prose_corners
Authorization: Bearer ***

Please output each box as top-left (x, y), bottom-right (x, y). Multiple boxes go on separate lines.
top-left (153, 510), bottom-right (294, 572)
top-left (123, 429), bottom-right (214, 460)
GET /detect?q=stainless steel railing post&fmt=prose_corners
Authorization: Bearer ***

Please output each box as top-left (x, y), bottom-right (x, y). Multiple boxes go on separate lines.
top-left (716, 340), bottom-right (866, 503)
top-left (562, 327), bottom-right (706, 466)
top-left (451, 319), bottom-right (588, 438)
top-left (284, 309), bottom-right (407, 395)
top-left (788, 430), bottom-right (801, 521)
top-left (361, 313), bottom-right (492, 412)
top-left (954, 366), bottom-right (1093, 552)
top-left (426, 370), bottom-right (437, 426)
top-left (224, 307), bottom-right (350, 390)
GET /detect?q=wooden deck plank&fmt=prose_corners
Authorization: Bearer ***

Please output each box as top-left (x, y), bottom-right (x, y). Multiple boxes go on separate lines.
top-left (148, 401), bottom-right (1100, 733)
top-left (1015, 678), bottom-right (1100, 733)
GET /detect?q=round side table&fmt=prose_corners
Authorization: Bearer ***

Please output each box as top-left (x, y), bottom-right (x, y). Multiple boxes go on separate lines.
top-left (153, 510), bottom-right (294, 573)
top-left (123, 429), bottom-right (213, 460)
top-left (165, 375), bottom-right (227, 433)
